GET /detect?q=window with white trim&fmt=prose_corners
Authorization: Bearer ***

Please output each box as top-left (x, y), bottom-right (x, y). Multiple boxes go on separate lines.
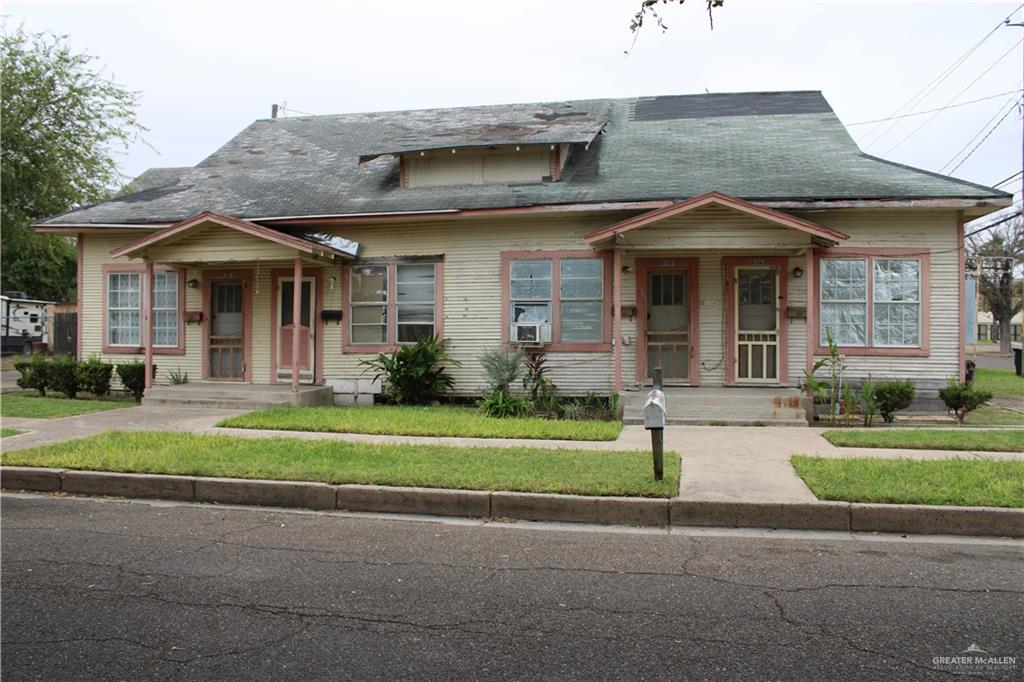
top-left (508, 255), bottom-right (605, 345)
top-left (559, 258), bottom-right (604, 342)
top-left (348, 261), bottom-right (440, 346)
top-left (396, 264), bottom-right (436, 343)
top-left (152, 271), bottom-right (179, 347)
top-left (349, 265), bottom-right (388, 344)
top-left (510, 259), bottom-right (553, 343)
top-left (107, 272), bottom-right (141, 346)
top-left (819, 256), bottom-right (922, 348)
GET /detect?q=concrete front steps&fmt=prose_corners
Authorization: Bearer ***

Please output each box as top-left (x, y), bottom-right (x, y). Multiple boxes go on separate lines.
top-left (622, 387), bottom-right (811, 427)
top-left (143, 383), bottom-right (333, 410)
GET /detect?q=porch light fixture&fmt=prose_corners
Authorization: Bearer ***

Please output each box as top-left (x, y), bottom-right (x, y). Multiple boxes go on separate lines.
top-left (792, 267), bottom-right (804, 279)
top-left (186, 278), bottom-right (200, 289)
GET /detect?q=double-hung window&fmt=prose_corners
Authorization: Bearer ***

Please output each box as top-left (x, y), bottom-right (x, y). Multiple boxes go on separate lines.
top-left (819, 255), bottom-right (924, 350)
top-left (107, 273), bottom-right (142, 346)
top-left (152, 271), bottom-right (180, 347)
top-left (506, 253), bottom-right (607, 348)
top-left (348, 261), bottom-right (440, 347)
top-left (106, 268), bottom-right (181, 350)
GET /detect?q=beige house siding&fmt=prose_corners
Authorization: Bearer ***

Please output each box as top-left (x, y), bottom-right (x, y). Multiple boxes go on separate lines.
top-left (78, 207), bottom-right (962, 394)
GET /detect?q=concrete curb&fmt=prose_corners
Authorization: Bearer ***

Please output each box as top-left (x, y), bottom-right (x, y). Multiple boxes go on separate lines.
top-left (1, 467), bottom-right (1021, 537)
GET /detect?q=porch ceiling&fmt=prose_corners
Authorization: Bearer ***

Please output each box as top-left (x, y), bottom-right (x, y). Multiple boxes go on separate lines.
top-left (584, 191), bottom-right (849, 247)
top-left (110, 211), bottom-right (359, 264)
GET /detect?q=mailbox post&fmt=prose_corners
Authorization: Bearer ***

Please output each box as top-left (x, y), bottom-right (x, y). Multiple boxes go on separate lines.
top-left (644, 367), bottom-right (666, 481)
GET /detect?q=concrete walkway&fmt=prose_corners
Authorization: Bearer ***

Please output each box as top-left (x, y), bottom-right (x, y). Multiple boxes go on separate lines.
top-left (3, 407), bottom-right (1020, 508)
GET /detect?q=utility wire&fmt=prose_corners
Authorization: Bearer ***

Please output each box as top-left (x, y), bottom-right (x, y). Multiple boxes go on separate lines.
top-left (881, 38), bottom-right (1024, 156)
top-left (965, 210), bottom-right (1022, 239)
top-left (946, 97), bottom-right (1021, 174)
top-left (846, 91), bottom-right (1020, 126)
top-left (939, 96), bottom-right (1022, 173)
top-left (860, 4), bottom-right (1023, 148)
top-left (993, 170), bottom-right (1023, 188)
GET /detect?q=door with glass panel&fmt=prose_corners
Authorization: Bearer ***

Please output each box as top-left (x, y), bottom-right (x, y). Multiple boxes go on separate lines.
top-left (209, 282), bottom-right (245, 380)
top-left (734, 267), bottom-right (779, 383)
top-left (277, 277), bottom-right (315, 383)
top-left (646, 271), bottom-right (690, 383)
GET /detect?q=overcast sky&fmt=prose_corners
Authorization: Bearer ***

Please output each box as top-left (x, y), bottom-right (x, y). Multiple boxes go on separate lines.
top-left (5, 0), bottom-right (1023, 222)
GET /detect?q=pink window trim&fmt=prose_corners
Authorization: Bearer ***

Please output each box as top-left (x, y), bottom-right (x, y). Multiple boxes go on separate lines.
top-left (634, 257), bottom-right (700, 386)
top-left (956, 213), bottom-right (966, 382)
top-left (76, 235), bottom-right (84, 360)
top-left (501, 250), bottom-right (613, 353)
top-left (810, 248), bottom-right (931, 358)
top-left (202, 268), bottom-right (253, 382)
top-left (100, 262), bottom-right (186, 356)
top-left (270, 267), bottom-right (324, 385)
top-left (723, 256), bottom-right (789, 386)
top-left (340, 261), bottom-right (445, 353)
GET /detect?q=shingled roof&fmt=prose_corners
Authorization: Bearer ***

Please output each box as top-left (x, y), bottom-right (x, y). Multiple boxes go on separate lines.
top-left (39, 91), bottom-right (1011, 226)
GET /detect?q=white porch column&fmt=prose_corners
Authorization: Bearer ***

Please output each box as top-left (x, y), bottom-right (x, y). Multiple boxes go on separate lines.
top-left (144, 261), bottom-right (154, 390)
top-left (613, 246), bottom-right (623, 393)
top-left (292, 257), bottom-right (303, 393)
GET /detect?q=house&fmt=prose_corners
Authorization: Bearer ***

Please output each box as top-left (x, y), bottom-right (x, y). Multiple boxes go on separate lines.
top-left (977, 310), bottom-right (1023, 344)
top-left (34, 91), bottom-right (1011, 409)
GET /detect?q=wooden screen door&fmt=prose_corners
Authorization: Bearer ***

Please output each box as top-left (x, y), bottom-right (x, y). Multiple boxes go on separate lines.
top-left (209, 282), bottom-right (245, 380)
top-left (646, 270), bottom-right (691, 383)
top-left (734, 267), bottom-right (779, 383)
top-left (277, 277), bottom-right (315, 383)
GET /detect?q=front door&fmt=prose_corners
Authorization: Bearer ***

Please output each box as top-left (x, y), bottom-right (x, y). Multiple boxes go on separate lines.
top-left (646, 270), bottom-right (691, 383)
top-left (734, 267), bottom-right (779, 383)
top-left (209, 281), bottom-right (245, 380)
top-left (277, 277), bottom-right (315, 384)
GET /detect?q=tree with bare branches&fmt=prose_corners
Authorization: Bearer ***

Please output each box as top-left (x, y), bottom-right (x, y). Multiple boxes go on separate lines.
top-left (969, 219), bottom-right (1023, 354)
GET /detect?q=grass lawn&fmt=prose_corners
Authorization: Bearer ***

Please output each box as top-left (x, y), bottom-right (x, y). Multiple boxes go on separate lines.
top-left (1, 393), bottom-right (135, 419)
top-left (791, 456), bottom-right (1023, 508)
top-left (0, 428), bottom-right (20, 438)
top-left (1, 431), bottom-right (678, 497)
top-left (972, 368), bottom-right (1024, 399)
top-left (822, 429), bottom-right (1023, 453)
top-left (219, 405), bottom-right (623, 441)
top-left (964, 405), bottom-right (1024, 426)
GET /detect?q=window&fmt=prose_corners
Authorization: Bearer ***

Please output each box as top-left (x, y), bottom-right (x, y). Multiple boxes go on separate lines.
top-left (347, 261), bottom-right (440, 347)
top-left (506, 253), bottom-right (608, 348)
top-left (153, 271), bottom-right (179, 347)
top-left (818, 255), bottom-right (924, 350)
top-left (107, 272), bottom-right (141, 346)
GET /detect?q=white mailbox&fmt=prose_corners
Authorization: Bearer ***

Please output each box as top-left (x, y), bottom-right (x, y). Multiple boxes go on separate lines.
top-left (643, 389), bottom-right (666, 430)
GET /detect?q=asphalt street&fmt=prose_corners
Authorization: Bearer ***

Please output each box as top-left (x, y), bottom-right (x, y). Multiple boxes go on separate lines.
top-left (2, 494), bottom-right (1021, 681)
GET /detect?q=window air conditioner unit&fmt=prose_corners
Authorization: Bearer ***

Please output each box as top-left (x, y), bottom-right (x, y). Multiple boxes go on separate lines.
top-left (511, 322), bottom-right (552, 345)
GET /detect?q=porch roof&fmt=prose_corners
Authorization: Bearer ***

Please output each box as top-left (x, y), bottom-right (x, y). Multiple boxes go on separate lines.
top-left (584, 191), bottom-right (849, 247)
top-left (110, 211), bottom-right (359, 262)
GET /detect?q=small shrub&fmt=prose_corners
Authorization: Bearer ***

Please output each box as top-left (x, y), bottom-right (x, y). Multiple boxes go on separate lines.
top-left (116, 361), bottom-right (155, 403)
top-left (14, 353), bottom-right (50, 396)
top-left (523, 351), bottom-right (558, 412)
top-left (167, 367), bottom-right (189, 385)
top-left (48, 355), bottom-right (81, 399)
top-left (559, 401), bottom-right (585, 421)
top-left (840, 383), bottom-right (858, 427)
top-left (859, 380), bottom-right (879, 428)
top-left (478, 388), bottom-right (530, 418)
top-left (874, 380), bottom-right (915, 424)
top-left (939, 379), bottom-right (993, 425)
top-left (360, 337), bottom-right (461, 405)
top-left (479, 347), bottom-right (524, 393)
top-left (77, 356), bottom-right (113, 396)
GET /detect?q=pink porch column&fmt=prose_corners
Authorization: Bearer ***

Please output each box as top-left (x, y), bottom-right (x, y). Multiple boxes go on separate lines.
top-left (144, 261), bottom-right (154, 390)
top-left (613, 246), bottom-right (623, 393)
top-left (292, 257), bottom-right (302, 393)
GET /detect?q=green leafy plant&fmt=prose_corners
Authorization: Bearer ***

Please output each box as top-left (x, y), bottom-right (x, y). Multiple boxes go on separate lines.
top-left (47, 355), bottom-right (81, 399)
top-left (76, 356), bottom-right (113, 396)
top-left (874, 380), bottom-right (916, 424)
top-left (478, 389), bottom-right (530, 418)
top-left (116, 361), bottom-right (155, 403)
top-left (858, 379), bottom-right (879, 428)
top-left (166, 367), bottom-right (189, 385)
top-left (14, 353), bottom-right (50, 396)
top-left (840, 383), bottom-right (858, 427)
top-left (804, 329), bottom-right (844, 422)
top-left (523, 350), bottom-right (558, 412)
top-left (939, 379), bottom-right (994, 425)
top-left (360, 337), bottom-right (460, 405)
top-left (479, 347), bottom-right (524, 393)
top-left (559, 401), bottom-right (585, 421)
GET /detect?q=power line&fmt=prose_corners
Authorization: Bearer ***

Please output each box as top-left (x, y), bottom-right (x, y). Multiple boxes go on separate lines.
top-left (846, 91), bottom-right (1021, 126)
top-left (939, 96), bottom-right (1022, 173)
top-left (965, 210), bottom-right (1022, 239)
top-left (993, 170), bottom-right (1023, 187)
top-left (860, 4), bottom-right (1023, 149)
top-left (947, 98), bottom-right (1021, 174)
top-left (881, 38), bottom-right (1024, 156)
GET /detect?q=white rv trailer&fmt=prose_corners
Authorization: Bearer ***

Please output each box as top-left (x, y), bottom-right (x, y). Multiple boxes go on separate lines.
top-left (1, 292), bottom-right (52, 355)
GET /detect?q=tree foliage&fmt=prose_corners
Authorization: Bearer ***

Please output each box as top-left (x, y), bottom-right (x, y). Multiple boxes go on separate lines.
top-left (629, 0), bottom-right (723, 40)
top-left (969, 219), bottom-right (1023, 354)
top-left (1, 26), bottom-right (143, 302)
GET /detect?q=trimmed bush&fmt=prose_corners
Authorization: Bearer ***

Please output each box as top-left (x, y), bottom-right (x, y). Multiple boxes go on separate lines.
top-left (116, 361), bottom-right (154, 403)
top-left (939, 379), bottom-right (993, 425)
top-left (48, 355), bottom-right (81, 399)
top-left (77, 356), bottom-right (113, 396)
top-left (14, 353), bottom-right (50, 396)
top-left (874, 379), bottom-right (915, 424)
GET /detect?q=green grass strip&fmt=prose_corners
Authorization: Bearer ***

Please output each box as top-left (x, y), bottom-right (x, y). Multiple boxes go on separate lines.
top-left (2, 431), bottom-right (678, 497)
top-left (219, 405), bottom-right (623, 441)
top-left (0, 393), bottom-right (135, 419)
top-left (972, 368), bottom-right (1024, 399)
top-left (822, 429), bottom-right (1024, 453)
top-left (791, 455), bottom-right (1024, 508)
top-left (0, 428), bottom-right (20, 438)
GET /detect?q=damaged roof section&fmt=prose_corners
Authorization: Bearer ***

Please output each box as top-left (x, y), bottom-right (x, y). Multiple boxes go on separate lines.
top-left (357, 102), bottom-right (605, 162)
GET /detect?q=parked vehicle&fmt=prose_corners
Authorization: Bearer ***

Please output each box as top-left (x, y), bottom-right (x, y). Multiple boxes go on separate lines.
top-left (1, 292), bottom-right (52, 355)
